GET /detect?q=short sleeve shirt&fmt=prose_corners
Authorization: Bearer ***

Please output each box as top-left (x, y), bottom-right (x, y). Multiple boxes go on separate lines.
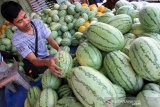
top-left (11, 19), bottom-right (51, 58)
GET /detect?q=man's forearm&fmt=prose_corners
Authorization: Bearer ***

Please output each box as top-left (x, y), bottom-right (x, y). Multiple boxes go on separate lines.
top-left (47, 36), bottom-right (60, 51)
top-left (49, 40), bottom-right (60, 51)
top-left (31, 58), bottom-right (49, 67)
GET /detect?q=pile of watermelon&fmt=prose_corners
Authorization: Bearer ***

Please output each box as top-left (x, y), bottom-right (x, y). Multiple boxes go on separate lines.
top-left (29, 1), bottom-right (108, 54)
top-left (23, 0), bottom-right (160, 107)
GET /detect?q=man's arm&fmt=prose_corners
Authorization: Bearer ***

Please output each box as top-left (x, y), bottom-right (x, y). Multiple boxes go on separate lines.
top-left (47, 36), bottom-right (61, 51)
top-left (26, 52), bottom-right (49, 67)
top-left (25, 52), bottom-right (61, 76)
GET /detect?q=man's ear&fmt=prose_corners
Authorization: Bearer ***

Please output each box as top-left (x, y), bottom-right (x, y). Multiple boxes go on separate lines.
top-left (8, 22), bottom-right (14, 27)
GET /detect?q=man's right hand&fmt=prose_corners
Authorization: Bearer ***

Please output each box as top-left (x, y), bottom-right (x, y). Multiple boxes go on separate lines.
top-left (47, 57), bottom-right (61, 77)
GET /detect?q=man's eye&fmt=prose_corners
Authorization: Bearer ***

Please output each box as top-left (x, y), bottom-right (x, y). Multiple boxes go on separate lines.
top-left (18, 20), bottom-right (22, 23)
top-left (24, 15), bottom-right (27, 18)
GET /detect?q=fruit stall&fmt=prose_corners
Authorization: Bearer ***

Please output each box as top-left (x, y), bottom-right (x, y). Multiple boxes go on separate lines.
top-left (1, 0), bottom-right (160, 107)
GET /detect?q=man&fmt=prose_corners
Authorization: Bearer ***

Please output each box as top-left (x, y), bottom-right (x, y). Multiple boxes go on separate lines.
top-left (1, 1), bottom-right (62, 78)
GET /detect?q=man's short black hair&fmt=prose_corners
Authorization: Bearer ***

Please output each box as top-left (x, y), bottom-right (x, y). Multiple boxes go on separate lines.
top-left (1, 1), bottom-right (23, 23)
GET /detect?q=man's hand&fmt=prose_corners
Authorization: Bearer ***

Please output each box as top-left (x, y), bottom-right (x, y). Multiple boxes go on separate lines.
top-left (57, 48), bottom-right (62, 52)
top-left (47, 57), bottom-right (61, 77)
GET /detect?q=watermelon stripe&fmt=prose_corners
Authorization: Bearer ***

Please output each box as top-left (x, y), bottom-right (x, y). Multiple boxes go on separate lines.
top-left (131, 43), bottom-right (151, 79)
top-left (79, 67), bottom-right (114, 96)
top-left (145, 9), bottom-right (157, 26)
top-left (107, 18), bottom-right (131, 24)
top-left (70, 77), bottom-right (95, 106)
top-left (107, 52), bottom-right (135, 90)
top-left (139, 40), bottom-right (159, 72)
top-left (103, 58), bottom-right (120, 83)
top-left (91, 24), bottom-right (122, 43)
top-left (80, 44), bottom-right (97, 67)
top-left (88, 30), bottom-right (116, 50)
top-left (139, 13), bottom-right (151, 26)
top-left (89, 28), bottom-right (116, 45)
top-left (132, 41), bottom-right (157, 80)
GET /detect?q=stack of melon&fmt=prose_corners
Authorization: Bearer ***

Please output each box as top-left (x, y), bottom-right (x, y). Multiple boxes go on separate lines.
top-left (24, 0), bottom-right (160, 107)
top-left (0, 25), bottom-right (18, 55)
top-left (29, 1), bottom-right (109, 54)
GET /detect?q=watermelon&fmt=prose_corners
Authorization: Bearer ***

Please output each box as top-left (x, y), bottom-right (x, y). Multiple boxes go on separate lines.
top-left (116, 5), bottom-right (136, 19)
top-left (27, 86), bottom-right (41, 107)
top-left (55, 51), bottom-right (73, 78)
top-left (55, 97), bottom-right (84, 107)
top-left (103, 50), bottom-right (143, 94)
top-left (143, 83), bottom-right (160, 93)
top-left (67, 66), bottom-right (116, 107)
top-left (41, 69), bottom-right (61, 90)
top-left (113, 84), bottom-right (126, 107)
top-left (107, 14), bottom-right (132, 34)
top-left (130, 23), bottom-right (144, 36)
top-left (39, 88), bottom-right (58, 107)
top-left (115, 0), bottom-right (133, 10)
top-left (139, 5), bottom-right (160, 33)
top-left (83, 22), bottom-right (124, 52)
top-left (76, 42), bottom-right (102, 70)
top-left (57, 84), bottom-right (73, 98)
top-left (129, 37), bottom-right (160, 81)
top-left (135, 90), bottom-right (160, 107)
top-left (140, 33), bottom-right (160, 43)
top-left (97, 12), bottom-right (114, 23)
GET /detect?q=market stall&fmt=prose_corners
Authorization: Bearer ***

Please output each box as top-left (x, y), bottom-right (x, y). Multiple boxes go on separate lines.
top-left (1, 0), bottom-right (160, 107)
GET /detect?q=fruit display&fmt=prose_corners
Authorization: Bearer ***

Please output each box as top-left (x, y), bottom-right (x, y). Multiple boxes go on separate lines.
top-left (2, 0), bottom-right (160, 107)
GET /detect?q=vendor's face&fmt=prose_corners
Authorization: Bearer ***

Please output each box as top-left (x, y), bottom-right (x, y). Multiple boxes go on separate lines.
top-left (12, 10), bottom-right (31, 32)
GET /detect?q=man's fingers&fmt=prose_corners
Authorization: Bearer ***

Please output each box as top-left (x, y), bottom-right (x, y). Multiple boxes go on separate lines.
top-left (53, 57), bottom-right (62, 63)
top-left (49, 67), bottom-right (61, 77)
top-left (54, 64), bottom-right (61, 71)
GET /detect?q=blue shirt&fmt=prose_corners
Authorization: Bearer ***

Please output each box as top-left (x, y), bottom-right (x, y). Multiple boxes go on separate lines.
top-left (11, 19), bottom-right (51, 58)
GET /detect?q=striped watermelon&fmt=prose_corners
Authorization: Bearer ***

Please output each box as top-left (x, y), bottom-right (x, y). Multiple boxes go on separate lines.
top-left (107, 14), bottom-right (133, 34)
top-left (65, 15), bottom-right (73, 23)
top-left (135, 90), bottom-right (160, 107)
top-left (27, 86), bottom-right (41, 107)
top-left (113, 84), bottom-right (126, 107)
top-left (39, 88), bottom-right (58, 107)
top-left (67, 5), bottom-right (76, 15)
top-left (130, 23), bottom-right (144, 36)
top-left (76, 42), bottom-right (102, 70)
top-left (140, 33), bottom-right (160, 43)
top-left (55, 97), bottom-right (84, 107)
top-left (143, 83), bottom-right (160, 93)
top-left (129, 37), bottom-right (160, 81)
top-left (41, 69), bottom-right (61, 90)
top-left (115, 0), bottom-right (133, 10)
top-left (97, 12), bottom-right (114, 23)
top-left (103, 50), bottom-right (143, 94)
top-left (74, 18), bottom-right (85, 29)
top-left (57, 84), bottom-right (73, 98)
top-left (67, 66), bottom-right (116, 107)
top-left (83, 22), bottom-right (124, 52)
top-left (139, 5), bottom-right (160, 33)
top-left (116, 5), bottom-right (137, 19)
top-left (55, 51), bottom-right (73, 78)
top-left (74, 2), bottom-right (82, 13)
